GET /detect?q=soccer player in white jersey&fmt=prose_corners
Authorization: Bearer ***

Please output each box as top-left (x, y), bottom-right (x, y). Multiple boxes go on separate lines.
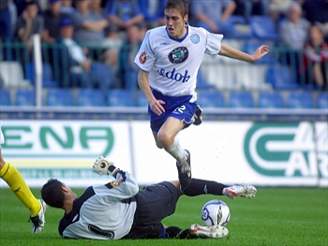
top-left (134, 0), bottom-right (269, 177)
top-left (41, 156), bottom-right (257, 240)
top-left (0, 127), bottom-right (46, 233)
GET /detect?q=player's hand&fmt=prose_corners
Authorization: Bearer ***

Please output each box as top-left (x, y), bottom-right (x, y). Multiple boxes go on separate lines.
top-left (110, 170), bottom-right (126, 187)
top-left (251, 45), bottom-right (270, 62)
top-left (150, 99), bottom-right (166, 116)
top-left (93, 156), bottom-right (117, 176)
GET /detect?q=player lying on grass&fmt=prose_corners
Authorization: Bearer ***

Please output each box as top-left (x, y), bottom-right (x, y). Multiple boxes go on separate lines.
top-left (0, 127), bottom-right (46, 233)
top-left (41, 156), bottom-right (256, 240)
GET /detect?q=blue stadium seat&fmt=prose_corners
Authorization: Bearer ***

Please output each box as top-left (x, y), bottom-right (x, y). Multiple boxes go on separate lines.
top-left (107, 90), bottom-right (137, 107)
top-left (197, 71), bottom-right (215, 90)
top-left (77, 89), bottom-right (106, 106)
top-left (46, 89), bottom-right (75, 106)
top-left (250, 16), bottom-right (277, 40)
top-left (139, 0), bottom-right (166, 23)
top-left (227, 91), bottom-right (255, 108)
top-left (0, 90), bottom-right (11, 106)
top-left (15, 89), bottom-right (35, 106)
top-left (90, 63), bottom-right (115, 90)
top-left (135, 91), bottom-right (148, 108)
top-left (258, 91), bottom-right (285, 108)
top-left (25, 63), bottom-right (58, 88)
top-left (0, 61), bottom-right (31, 87)
top-left (265, 65), bottom-right (299, 89)
top-left (197, 90), bottom-right (225, 108)
top-left (317, 93), bottom-right (328, 109)
top-left (229, 16), bottom-right (252, 39)
top-left (286, 92), bottom-right (314, 109)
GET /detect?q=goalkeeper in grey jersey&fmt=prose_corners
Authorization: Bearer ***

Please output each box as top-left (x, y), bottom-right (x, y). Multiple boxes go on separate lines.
top-left (41, 156), bottom-right (257, 240)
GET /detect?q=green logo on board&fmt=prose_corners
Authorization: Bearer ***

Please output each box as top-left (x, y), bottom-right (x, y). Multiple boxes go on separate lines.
top-left (2, 125), bottom-right (114, 158)
top-left (244, 123), bottom-right (328, 177)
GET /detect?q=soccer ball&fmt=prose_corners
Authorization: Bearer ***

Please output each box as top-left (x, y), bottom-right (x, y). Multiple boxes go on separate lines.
top-left (201, 200), bottom-right (230, 226)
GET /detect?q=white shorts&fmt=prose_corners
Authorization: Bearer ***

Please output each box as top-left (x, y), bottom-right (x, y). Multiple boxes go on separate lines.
top-left (0, 127), bottom-right (4, 145)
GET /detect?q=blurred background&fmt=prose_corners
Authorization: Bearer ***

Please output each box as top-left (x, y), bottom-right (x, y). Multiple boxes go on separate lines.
top-left (0, 0), bottom-right (327, 187)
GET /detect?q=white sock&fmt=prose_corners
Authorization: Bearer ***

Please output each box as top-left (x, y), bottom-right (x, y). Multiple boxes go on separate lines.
top-left (167, 138), bottom-right (186, 163)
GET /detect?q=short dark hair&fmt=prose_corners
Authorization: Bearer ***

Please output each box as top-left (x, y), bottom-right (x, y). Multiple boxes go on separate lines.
top-left (25, 0), bottom-right (38, 8)
top-left (165, 0), bottom-right (189, 17)
top-left (41, 179), bottom-right (65, 208)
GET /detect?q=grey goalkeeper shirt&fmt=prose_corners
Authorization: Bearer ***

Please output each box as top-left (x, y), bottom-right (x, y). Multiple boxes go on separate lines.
top-left (59, 173), bottom-right (139, 240)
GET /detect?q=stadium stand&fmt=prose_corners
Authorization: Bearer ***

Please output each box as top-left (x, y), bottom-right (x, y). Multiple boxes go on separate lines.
top-left (286, 91), bottom-right (315, 109)
top-left (0, 0), bottom-right (326, 111)
top-left (0, 62), bottom-right (30, 88)
top-left (135, 91), bottom-right (148, 108)
top-left (227, 91), bottom-right (255, 108)
top-left (265, 65), bottom-right (300, 90)
top-left (77, 89), bottom-right (107, 107)
top-left (258, 91), bottom-right (285, 108)
top-left (25, 63), bottom-right (58, 88)
top-left (316, 93), bottom-right (328, 109)
top-left (46, 89), bottom-right (75, 106)
top-left (197, 90), bottom-right (225, 108)
top-left (197, 71), bottom-right (214, 90)
top-left (0, 90), bottom-right (11, 106)
top-left (15, 89), bottom-right (35, 106)
top-left (235, 64), bottom-right (270, 90)
top-left (202, 61), bottom-right (240, 90)
top-left (249, 16), bottom-right (278, 40)
top-left (229, 16), bottom-right (252, 39)
top-left (107, 90), bottom-right (137, 107)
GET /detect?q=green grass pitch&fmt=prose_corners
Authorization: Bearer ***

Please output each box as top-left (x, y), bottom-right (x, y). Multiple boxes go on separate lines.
top-left (1, 187), bottom-right (327, 246)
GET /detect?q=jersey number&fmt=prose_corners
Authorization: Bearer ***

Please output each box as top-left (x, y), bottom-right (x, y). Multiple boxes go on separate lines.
top-left (174, 105), bottom-right (186, 114)
top-left (88, 224), bottom-right (115, 239)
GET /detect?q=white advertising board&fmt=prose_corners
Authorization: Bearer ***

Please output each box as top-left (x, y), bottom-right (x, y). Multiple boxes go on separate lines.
top-left (0, 120), bottom-right (327, 187)
top-left (133, 121), bottom-right (328, 186)
top-left (0, 120), bottom-right (132, 186)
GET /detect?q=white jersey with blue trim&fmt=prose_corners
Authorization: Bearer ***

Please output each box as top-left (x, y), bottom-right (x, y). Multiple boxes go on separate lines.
top-left (134, 25), bottom-right (223, 101)
top-left (59, 173), bottom-right (139, 240)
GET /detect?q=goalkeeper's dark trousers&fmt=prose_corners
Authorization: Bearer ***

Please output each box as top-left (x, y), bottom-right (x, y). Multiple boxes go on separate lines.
top-left (177, 163), bottom-right (228, 196)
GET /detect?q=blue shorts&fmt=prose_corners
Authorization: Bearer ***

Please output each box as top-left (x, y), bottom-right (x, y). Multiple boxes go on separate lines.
top-left (149, 89), bottom-right (197, 133)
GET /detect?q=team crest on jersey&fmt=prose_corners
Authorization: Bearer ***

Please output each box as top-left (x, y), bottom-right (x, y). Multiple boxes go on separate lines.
top-left (139, 51), bottom-right (147, 64)
top-left (190, 34), bottom-right (200, 44)
top-left (168, 47), bottom-right (189, 64)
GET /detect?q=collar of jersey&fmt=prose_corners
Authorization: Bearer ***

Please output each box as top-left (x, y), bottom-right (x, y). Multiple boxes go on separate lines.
top-left (166, 25), bottom-right (189, 42)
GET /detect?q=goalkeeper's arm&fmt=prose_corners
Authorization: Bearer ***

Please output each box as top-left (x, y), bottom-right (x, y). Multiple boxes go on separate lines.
top-left (92, 156), bottom-right (139, 198)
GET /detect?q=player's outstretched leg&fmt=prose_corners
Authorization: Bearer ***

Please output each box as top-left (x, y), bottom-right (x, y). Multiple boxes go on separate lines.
top-left (0, 162), bottom-right (46, 233)
top-left (176, 162), bottom-right (257, 199)
top-left (176, 161), bottom-right (227, 196)
top-left (223, 184), bottom-right (257, 199)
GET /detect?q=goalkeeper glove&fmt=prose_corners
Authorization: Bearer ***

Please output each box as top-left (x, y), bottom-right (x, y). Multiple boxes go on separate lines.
top-left (93, 156), bottom-right (119, 176)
